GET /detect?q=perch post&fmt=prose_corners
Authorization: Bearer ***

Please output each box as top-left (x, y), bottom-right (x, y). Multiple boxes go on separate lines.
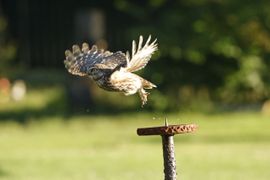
top-left (137, 119), bottom-right (197, 180)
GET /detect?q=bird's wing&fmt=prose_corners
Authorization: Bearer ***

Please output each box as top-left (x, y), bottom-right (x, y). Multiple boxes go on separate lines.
top-left (124, 35), bottom-right (158, 73)
top-left (64, 43), bottom-right (127, 76)
top-left (102, 51), bottom-right (127, 70)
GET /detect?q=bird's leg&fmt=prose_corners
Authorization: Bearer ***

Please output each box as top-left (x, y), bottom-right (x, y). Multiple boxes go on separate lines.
top-left (138, 88), bottom-right (149, 107)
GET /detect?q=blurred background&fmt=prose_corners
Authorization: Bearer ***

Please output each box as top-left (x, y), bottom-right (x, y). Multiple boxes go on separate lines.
top-left (0, 0), bottom-right (270, 180)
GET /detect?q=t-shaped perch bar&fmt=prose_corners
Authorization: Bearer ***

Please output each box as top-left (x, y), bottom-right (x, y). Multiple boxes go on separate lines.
top-left (137, 119), bottom-right (197, 180)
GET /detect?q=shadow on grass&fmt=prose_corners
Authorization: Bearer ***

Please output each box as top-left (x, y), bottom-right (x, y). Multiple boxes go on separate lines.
top-left (0, 93), bottom-right (150, 123)
top-left (0, 168), bottom-right (8, 177)
top-left (0, 107), bottom-right (151, 124)
top-left (0, 108), bottom-right (64, 124)
top-left (0, 110), bottom-right (66, 125)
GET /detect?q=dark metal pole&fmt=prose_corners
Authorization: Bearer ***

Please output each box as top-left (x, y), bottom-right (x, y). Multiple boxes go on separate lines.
top-left (137, 120), bottom-right (197, 180)
top-left (162, 135), bottom-right (177, 180)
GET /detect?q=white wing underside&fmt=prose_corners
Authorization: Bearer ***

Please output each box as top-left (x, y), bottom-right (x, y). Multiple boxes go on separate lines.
top-left (124, 35), bottom-right (158, 72)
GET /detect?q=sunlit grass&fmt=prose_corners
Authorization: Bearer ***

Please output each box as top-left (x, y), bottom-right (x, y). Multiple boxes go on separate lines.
top-left (0, 82), bottom-right (269, 179)
top-left (0, 112), bottom-right (270, 180)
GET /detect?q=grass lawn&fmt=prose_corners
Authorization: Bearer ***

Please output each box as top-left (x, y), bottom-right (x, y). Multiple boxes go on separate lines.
top-left (0, 85), bottom-right (270, 179)
top-left (0, 112), bottom-right (270, 180)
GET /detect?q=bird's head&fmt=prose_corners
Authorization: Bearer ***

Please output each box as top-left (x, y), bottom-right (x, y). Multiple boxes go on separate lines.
top-left (88, 64), bottom-right (111, 81)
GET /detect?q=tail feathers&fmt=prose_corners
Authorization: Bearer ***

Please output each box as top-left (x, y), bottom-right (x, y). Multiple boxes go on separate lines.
top-left (141, 78), bottom-right (156, 89)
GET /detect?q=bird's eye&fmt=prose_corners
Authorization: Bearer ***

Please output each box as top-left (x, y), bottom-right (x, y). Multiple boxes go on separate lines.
top-left (87, 68), bottom-right (95, 76)
top-left (89, 68), bottom-right (96, 74)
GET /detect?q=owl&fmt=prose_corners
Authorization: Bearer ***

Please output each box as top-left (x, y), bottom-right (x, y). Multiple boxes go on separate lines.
top-left (64, 35), bottom-right (158, 106)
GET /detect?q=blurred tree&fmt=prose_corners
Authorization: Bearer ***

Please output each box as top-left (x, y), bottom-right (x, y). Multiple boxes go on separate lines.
top-left (2, 0), bottom-right (270, 111)
top-left (113, 0), bottom-right (270, 109)
top-left (0, 6), bottom-right (16, 75)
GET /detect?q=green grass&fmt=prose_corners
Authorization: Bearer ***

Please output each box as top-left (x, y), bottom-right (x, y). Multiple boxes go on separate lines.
top-left (0, 112), bottom-right (270, 180)
top-left (1, 84), bottom-right (270, 179)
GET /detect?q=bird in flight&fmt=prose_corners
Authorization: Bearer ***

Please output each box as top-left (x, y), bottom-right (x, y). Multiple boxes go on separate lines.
top-left (64, 35), bottom-right (158, 106)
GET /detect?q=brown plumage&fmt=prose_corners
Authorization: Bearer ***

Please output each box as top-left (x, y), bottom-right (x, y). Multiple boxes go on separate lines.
top-left (64, 35), bottom-right (158, 106)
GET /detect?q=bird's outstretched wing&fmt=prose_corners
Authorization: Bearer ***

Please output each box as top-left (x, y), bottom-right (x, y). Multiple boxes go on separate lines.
top-left (124, 35), bottom-right (158, 73)
top-left (64, 43), bottom-right (127, 76)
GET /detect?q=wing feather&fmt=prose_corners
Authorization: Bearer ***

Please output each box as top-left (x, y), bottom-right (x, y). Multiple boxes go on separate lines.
top-left (64, 43), bottom-right (127, 76)
top-left (125, 35), bottom-right (158, 72)
top-left (132, 40), bottom-right (136, 57)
